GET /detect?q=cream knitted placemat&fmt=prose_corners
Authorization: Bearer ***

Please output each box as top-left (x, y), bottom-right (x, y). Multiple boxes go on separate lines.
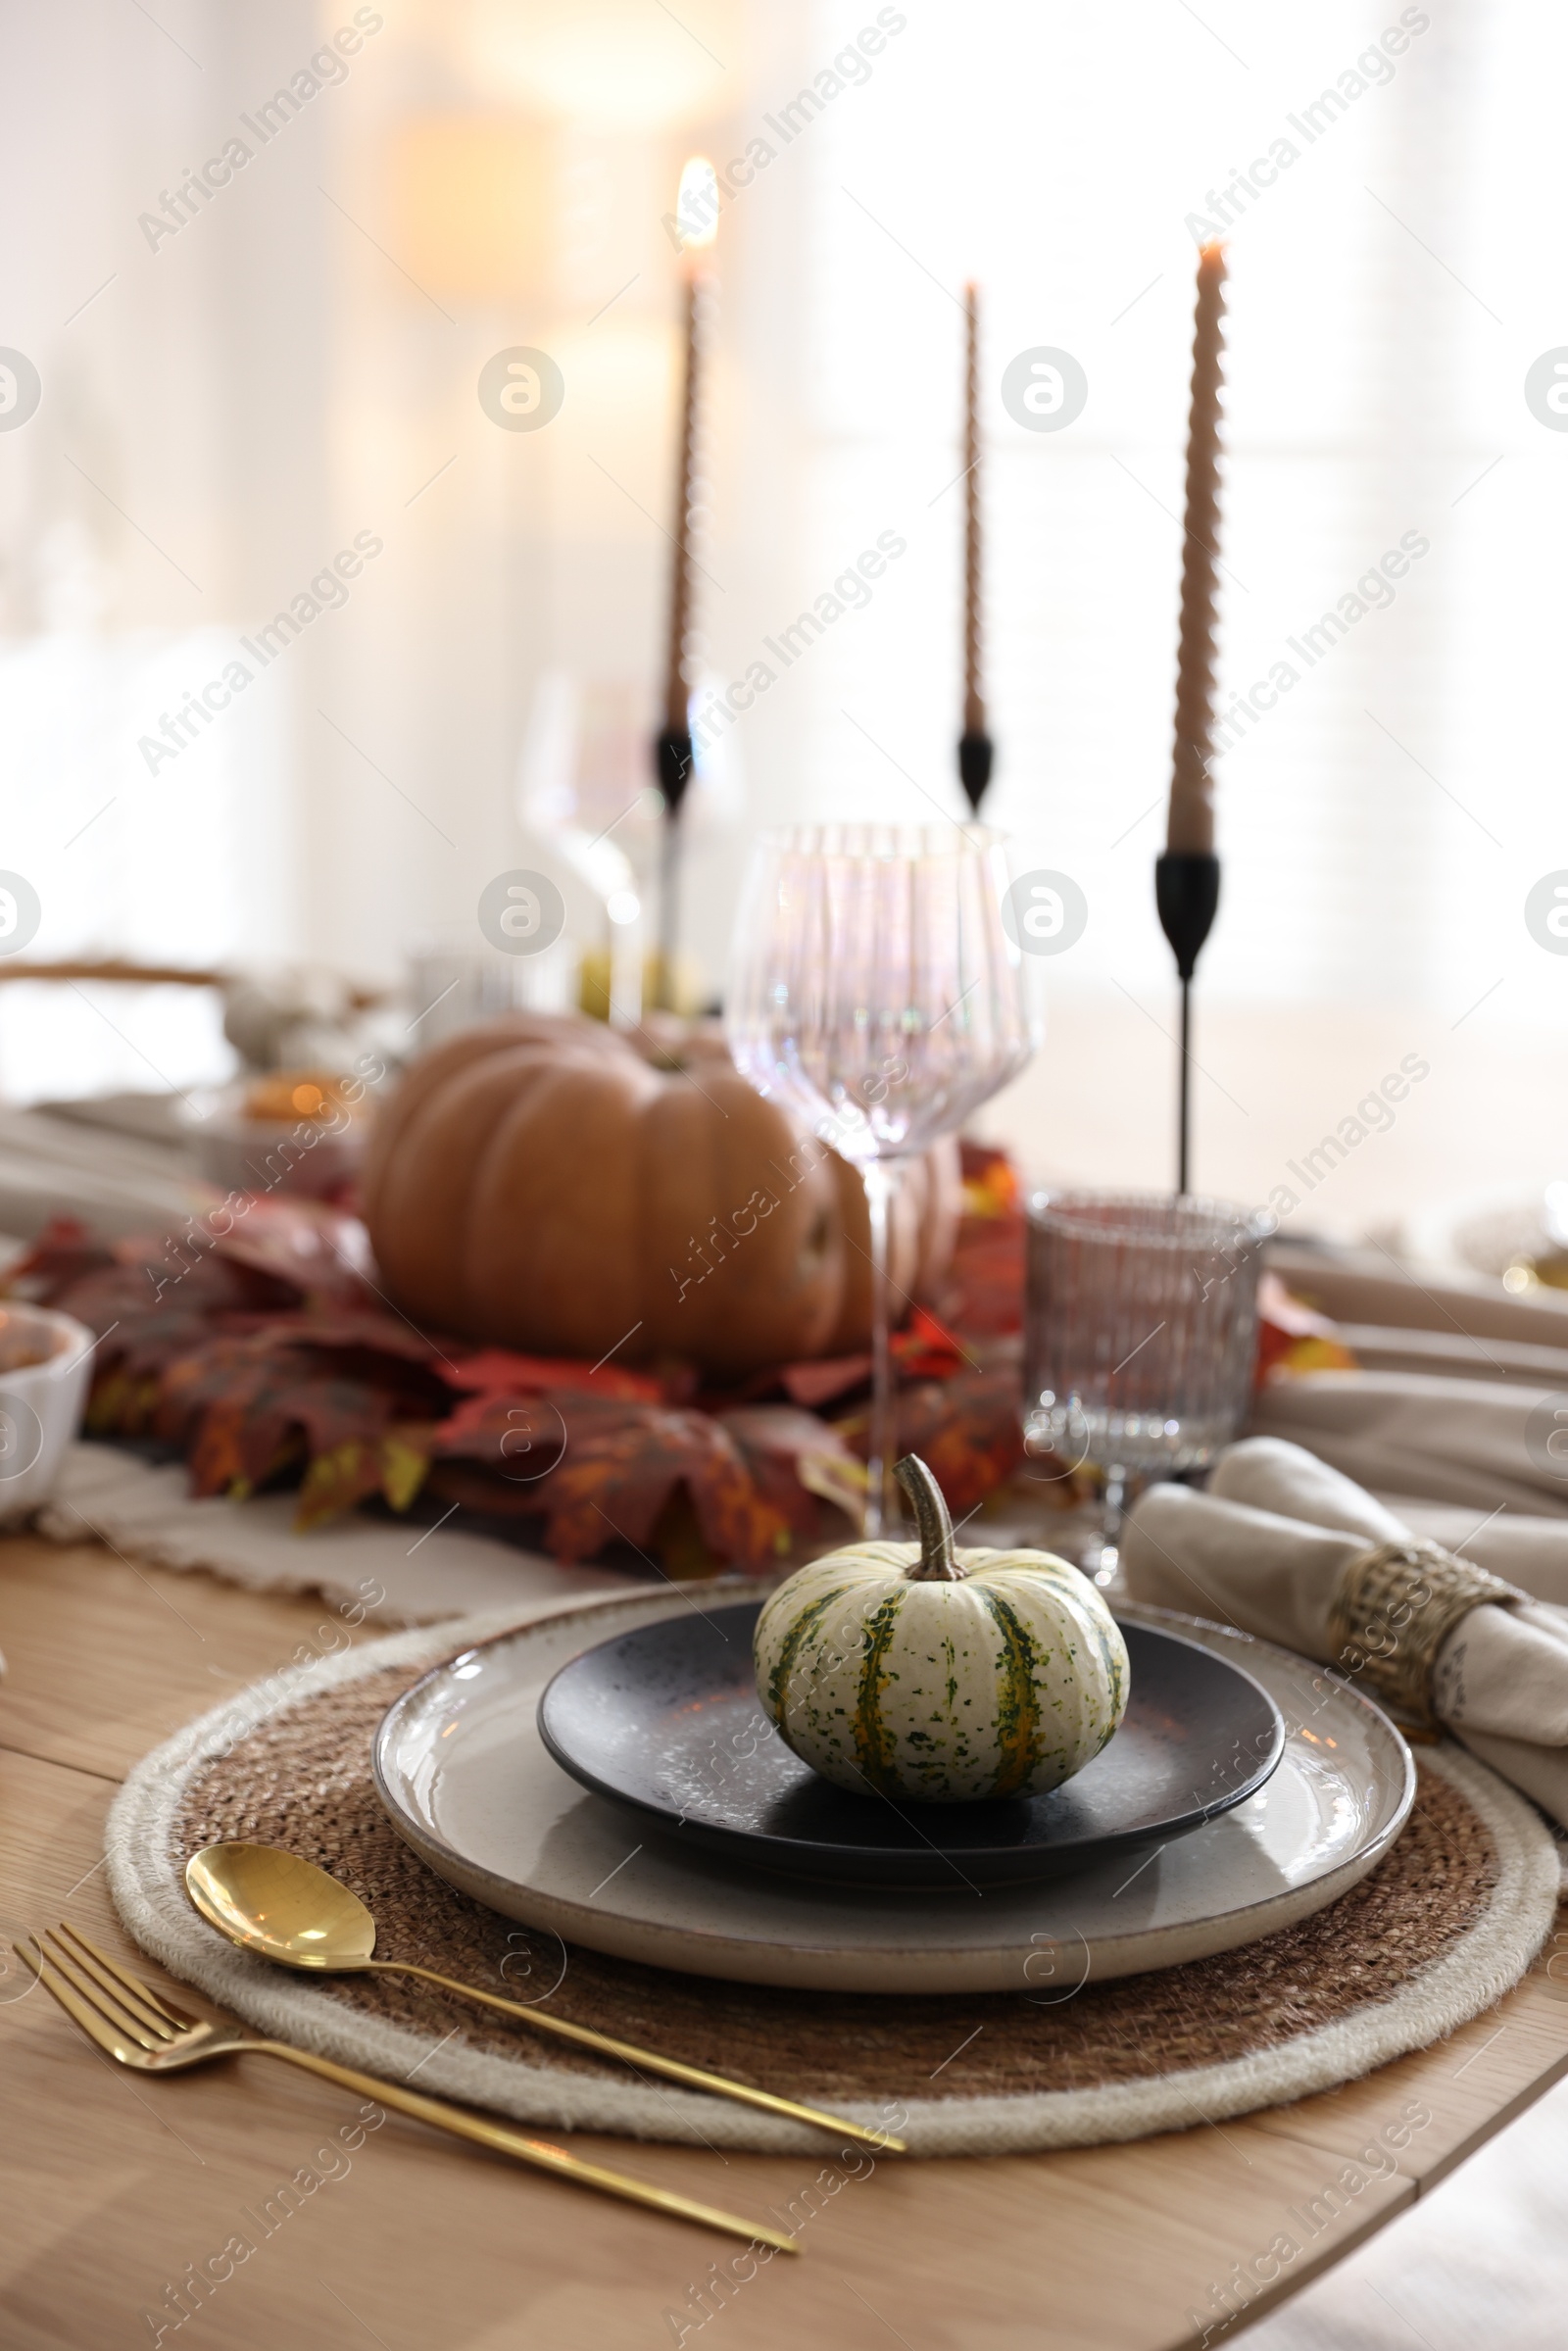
top-left (106, 1605), bottom-right (1560, 2157)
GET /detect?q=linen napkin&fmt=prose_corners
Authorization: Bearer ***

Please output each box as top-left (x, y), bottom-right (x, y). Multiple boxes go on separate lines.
top-left (1250, 1370), bottom-right (1568, 1519)
top-left (1121, 1436), bottom-right (1568, 1831)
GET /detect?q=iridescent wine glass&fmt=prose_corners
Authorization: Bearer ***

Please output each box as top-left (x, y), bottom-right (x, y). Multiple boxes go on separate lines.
top-left (726, 823), bottom-right (1033, 1535)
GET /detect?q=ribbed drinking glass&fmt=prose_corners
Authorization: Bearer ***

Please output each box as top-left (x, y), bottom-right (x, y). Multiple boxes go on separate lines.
top-left (1024, 1190), bottom-right (1269, 1580)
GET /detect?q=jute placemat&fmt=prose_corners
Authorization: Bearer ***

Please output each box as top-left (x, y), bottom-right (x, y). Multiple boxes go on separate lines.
top-left (107, 1603), bottom-right (1561, 2156)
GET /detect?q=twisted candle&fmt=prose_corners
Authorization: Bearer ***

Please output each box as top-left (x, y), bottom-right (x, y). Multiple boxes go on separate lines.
top-left (957, 280), bottom-right (993, 814)
top-left (654, 183), bottom-right (713, 1014)
top-left (962, 282), bottom-right (983, 736)
top-left (1166, 242), bottom-right (1227, 856)
top-left (662, 274), bottom-right (702, 739)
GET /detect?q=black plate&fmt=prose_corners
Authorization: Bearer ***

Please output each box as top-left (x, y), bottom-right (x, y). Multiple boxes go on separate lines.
top-left (537, 1602), bottom-right (1285, 1889)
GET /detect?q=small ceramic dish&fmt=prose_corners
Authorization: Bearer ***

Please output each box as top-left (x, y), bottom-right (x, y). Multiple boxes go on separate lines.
top-left (0, 1301), bottom-right (94, 1518)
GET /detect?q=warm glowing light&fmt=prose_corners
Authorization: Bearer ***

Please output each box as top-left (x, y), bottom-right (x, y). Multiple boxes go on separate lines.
top-left (466, 0), bottom-right (730, 131)
top-left (607, 889), bottom-right (640, 927)
top-left (391, 119), bottom-right (547, 304)
top-left (675, 156), bottom-right (719, 254)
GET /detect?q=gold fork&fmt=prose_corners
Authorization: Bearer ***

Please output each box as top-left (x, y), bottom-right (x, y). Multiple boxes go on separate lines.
top-left (20, 1923), bottom-right (796, 2253)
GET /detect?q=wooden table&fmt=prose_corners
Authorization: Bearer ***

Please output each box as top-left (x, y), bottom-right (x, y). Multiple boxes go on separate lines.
top-left (4, 1530), bottom-right (1567, 2351)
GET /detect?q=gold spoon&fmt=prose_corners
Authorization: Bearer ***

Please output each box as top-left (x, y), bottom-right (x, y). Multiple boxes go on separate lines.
top-left (185, 1842), bottom-right (904, 2155)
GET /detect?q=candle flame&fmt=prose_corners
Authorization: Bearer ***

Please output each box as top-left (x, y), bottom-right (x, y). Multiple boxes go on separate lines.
top-left (675, 154), bottom-right (719, 254)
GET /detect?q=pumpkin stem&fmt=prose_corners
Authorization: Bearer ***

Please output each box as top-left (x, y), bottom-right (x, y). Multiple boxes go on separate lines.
top-left (895, 1454), bottom-right (963, 1581)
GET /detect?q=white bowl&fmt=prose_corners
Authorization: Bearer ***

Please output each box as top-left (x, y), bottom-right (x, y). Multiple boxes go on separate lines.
top-left (0, 1303), bottom-right (95, 1520)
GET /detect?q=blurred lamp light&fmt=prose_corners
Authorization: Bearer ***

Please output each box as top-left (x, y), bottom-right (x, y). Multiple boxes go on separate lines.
top-left (607, 889), bottom-right (640, 926)
top-left (392, 117), bottom-right (548, 303)
top-left (466, 0), bottom-right (732, 130)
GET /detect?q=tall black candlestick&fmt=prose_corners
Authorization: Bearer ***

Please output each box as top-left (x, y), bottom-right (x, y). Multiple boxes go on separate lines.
top-left (1155, 850), bottom-right (1220, 1195)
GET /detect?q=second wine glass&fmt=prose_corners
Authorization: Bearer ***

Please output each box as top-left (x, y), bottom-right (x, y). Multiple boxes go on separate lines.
top-left (726, 822), bottom-right (1033, 1535)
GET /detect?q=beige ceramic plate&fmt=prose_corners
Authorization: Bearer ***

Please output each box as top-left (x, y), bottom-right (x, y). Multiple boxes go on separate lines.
top-left (372, 1592), bottom-right (1415, 1994)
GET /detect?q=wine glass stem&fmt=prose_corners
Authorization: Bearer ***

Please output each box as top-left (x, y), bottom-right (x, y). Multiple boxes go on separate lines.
top-left (1096, 1462), bottom-right (1128, 1587)
top-left (861, 1159), bottom-right (902, 1539)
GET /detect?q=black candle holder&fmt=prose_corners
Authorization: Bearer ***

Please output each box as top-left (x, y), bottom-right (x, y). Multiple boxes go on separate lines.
top-left (957, 730), bottom-right (993, 815)
top-left (653, 727), bottom-right (696, 1012)
top-left (1154, 850), bottom-right (1220, 1196)
top-left (656, 727), bottom-right (695, 811)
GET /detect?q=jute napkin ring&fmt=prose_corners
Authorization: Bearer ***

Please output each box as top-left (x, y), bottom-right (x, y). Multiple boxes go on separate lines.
top-left (1327, 1538), bottom-right (1528, 1730)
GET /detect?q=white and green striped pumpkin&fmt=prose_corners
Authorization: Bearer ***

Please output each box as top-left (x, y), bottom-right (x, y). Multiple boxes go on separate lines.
top-left (755, 1455), bottom-right (1130, 1803)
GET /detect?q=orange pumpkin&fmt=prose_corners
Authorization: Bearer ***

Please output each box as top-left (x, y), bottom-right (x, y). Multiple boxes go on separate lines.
top-left (361, 1013), bottom-right (959, 1377)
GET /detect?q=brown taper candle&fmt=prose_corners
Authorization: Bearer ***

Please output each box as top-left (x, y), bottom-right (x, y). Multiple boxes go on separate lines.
top-left (962, 280), bottom-right (984, 737)
top-left (662, 272), bottom-right (702, 734)
top-left (1166, 242), bottom-right (1227, 856)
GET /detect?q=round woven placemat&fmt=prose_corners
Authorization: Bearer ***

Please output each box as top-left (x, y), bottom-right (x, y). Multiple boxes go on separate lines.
top-left (107, 1602), bottom-right (1561, 2157)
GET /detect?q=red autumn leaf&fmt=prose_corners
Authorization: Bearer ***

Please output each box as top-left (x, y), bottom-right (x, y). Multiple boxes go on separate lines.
top-left (2, 1216), bottom-right (117, 1301)
top-left (442, 1347), bottom-right (662, 1402)
top-left (294, 1439), bottom-right (389, 1529)
top-left (189, 1361), bottom-right (402, 1505)
top-left (75, 1290), bottom-right (271, 1441)
top-left (833, 1367), bottom-right (1025, 1518)
top-left (295, 1420), bottom-right (437, 1530)
top-left (249, 1308), bottom-right (457, 1371)
top-left (132, 1320), bottom-right (441, 1520)
top-left (774, 1309), bottom-right (965, 1409)
top-left (290, 1436), bottom-right (402, 1529)
top-left (935, 1211), bottom-right (1026, 1339)
top-left (430, 1390), bottom-right (570, 1476)
top-left (714, 1405), bottom-right (860, 1543)
top-left (777, 1353), bottom-right (871, 1408)
top-left (896, 1369), bottom-right (1025, 1513)
top-left (526, 1397), bottom-right (790, 1571)
top-left (206, 1198), bottom-right (380, 1309)
top-left (958, 1139), bottom-right (1021, 1217)
top-left (55, 1252), bottom-right (252, 1338)
top-left (892, 1304), bottom-right (968, 1379)
top-left (417, 1462), bottom-right (543, 1521)
top-left (156, 1346), bottom-right (313, 1492)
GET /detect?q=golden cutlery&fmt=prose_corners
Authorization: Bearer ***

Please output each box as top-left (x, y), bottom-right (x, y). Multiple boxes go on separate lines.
top-left (20, 1922), bottom-right (796, 2253)
top-left (185, 1841), bottom-right (903, 2155)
